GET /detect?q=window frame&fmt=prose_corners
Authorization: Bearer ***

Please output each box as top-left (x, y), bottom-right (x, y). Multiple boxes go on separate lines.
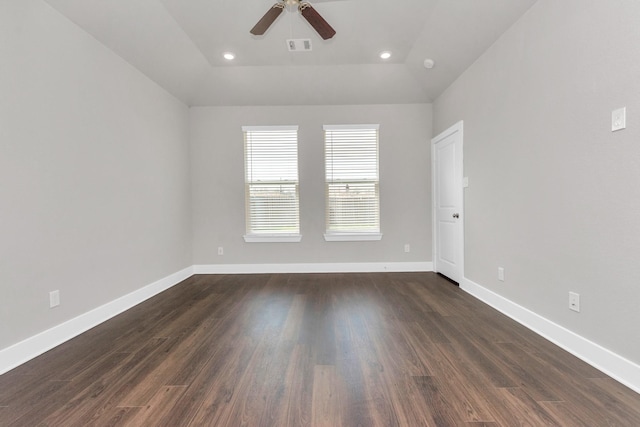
top-left (242, 125), bottom-right (302, 243)
top-left (323, 124), bottom-right (382, 242)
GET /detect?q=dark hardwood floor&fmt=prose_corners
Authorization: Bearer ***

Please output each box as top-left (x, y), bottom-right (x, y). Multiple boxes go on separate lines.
top-left (1, 272), bottom-right (639, 426)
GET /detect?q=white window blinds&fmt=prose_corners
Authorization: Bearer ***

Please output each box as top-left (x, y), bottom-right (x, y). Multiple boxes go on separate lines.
top-left (243, 126), bottom-right (300, 239)
top-left (324, 124), bottom-right (380, 236)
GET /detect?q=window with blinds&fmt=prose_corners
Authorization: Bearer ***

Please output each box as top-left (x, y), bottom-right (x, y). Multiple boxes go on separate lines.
top-left (324, 124), bottom-right (382, 241)
top-left (243, 126), bottom-right (301, 242)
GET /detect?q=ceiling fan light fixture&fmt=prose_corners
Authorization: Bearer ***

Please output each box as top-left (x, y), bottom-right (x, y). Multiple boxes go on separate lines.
top-left (380, 51), bottom-right (392, 60)
top-left (223, 52), bottom-right (235, 60)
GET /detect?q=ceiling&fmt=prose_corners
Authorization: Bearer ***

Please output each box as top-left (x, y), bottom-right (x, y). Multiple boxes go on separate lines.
top-left (44, 0), bottom-right (538, 106)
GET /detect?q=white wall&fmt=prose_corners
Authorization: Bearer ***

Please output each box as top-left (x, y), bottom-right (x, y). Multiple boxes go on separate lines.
top-left (190, 104), bottom-right (432, 268)
top-left (0, 1), bottom-right (192, 350)
top-left (434, 0), bottom-right (640, 365)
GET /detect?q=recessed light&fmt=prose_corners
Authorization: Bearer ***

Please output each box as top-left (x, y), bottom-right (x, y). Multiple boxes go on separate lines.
top-left (223, 52), bottom-right (235, 60)
top-left (380, 51), bottom-right (392, 60)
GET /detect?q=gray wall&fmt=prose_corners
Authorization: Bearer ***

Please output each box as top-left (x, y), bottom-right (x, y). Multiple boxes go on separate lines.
top-left (0, 1), bottom-right (192, 349)
top-left (190, 104), bottom-right (432, 266)
top-left (434, 0), bottom-right (640, 364)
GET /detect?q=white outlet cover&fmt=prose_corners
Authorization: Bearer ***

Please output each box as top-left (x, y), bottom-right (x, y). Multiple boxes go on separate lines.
top-left (569, 292), bottom-right (580, 312)
top-left (49, 290), bottom-right (60, 308)
top-left (612, 107), bottom-right (626, 132)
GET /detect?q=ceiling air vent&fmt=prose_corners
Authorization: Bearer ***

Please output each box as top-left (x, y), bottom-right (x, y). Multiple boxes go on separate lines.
top-left (286, 38), bottom-right (312, 52)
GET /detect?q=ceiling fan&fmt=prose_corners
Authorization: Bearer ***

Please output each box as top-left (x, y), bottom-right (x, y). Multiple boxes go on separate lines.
top-left (250, 0), bottom-right (336, 40)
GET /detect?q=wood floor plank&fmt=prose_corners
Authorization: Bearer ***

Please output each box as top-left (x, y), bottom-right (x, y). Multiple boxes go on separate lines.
top-left (414, 311), bottom-right (452, 344)
top-left (117, 329), bottom-right (201, 406)
top-left (413, 375), bottom-right (465, 426)
top-left (117, 282), bottom-right (245, 406)
top-left (4, 350), bottom-right (133, 425)
top-left (311, 365), bottom-right (340, 427)
top-left (124, 385), bottom-right (187, 425)
top-left (493, 387), bottom-right (560, 425)
top-left (1, 272), bottom-right (639, 426)
top-left (428, 314), bottom-right (519, 389)
top-left (369, 318), bottom-right (429, 378)
top-left (0, 373), bottom-right (36, 406)
top-left (187, 337), bottom-right (264, 426)
top-left (493, 341), bottom-right (565, 402)
top-left (335, 346), bottom-right (376, 427)
top-left (371, 276), bottom-right (430, 323)
top-left (297, 275), bottom-right (337, 366)
top-left (40, 338), bottom-right (170, 426)
top-left (538, 400), bottom-right (600, 426)
top-left (162, 336), bottom-right (258, 426)
top-left (280, 294), bottom-right (307, 341)
top-left (409, 340), bottom-right (497, 423)
top-left (274, 344), bottom-right (313, 427)
top-left (388, 373), bottom-right (451, 426)
top-left (230, 338), bottom-right (297, 426)
top-left (465, 423), bottom-right (500, 427)
top-left (101, 406), bottom-right (142, 427)
top-left (346, 311), bottom-right (401, 426)
top-left (567, 375), bottom-right (640, 425)
top-left (590, 377), bottom-right (640, 413)
top-left (165, 299), bottom-right (254, 386)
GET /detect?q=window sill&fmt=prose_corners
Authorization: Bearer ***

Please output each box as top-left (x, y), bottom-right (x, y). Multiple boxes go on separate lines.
top-left (323, 233), bottom-right (383, 242)
top-left (243, 234), bottom-right (302, 243)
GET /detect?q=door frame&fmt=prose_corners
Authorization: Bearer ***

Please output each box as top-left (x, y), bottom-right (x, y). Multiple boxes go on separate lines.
top-left (431, 120), bottom-right (464, 283)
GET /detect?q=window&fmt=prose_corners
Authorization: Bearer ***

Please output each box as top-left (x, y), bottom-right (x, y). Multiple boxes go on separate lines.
top-left (324, 124), bottom-right (382, 241)
top-left (243, 126), bottom-right (301, 242)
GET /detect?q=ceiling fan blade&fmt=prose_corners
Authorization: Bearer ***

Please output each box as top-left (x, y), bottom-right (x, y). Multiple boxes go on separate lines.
top-left (250, 3), bottom-right (285, 36)
top-left (299, 2), bottom-right (336, 40)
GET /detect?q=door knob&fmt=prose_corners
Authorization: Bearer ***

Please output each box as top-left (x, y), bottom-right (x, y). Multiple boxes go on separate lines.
top-left (452, 213), bottom-right (460, 219)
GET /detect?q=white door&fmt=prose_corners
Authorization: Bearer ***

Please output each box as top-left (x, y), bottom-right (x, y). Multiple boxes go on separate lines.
top-left (432, 121), bottom-right (463, 283)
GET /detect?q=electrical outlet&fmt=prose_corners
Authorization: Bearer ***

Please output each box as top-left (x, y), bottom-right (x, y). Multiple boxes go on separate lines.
top-left (404, 244), bottom-right (410, 253)
top-left (498, 267), bottom-right (505, 282)
top-left (569, 292), bottom-right (580, 312)
top-left (49, 290), bottom-right (60, 308)
top-left (612, 107), bottom-right (626, 132)
top-left (217, 247), bottom-right (224, 256)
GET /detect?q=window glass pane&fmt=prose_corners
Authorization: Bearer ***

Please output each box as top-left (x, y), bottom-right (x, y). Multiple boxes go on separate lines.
top-left (244, 127), bottom-right (299, 235)
top-left (325, 125), bottom-right (380, 233)
top-left (326, 182), bottom-right (379, 232)
top-left (246, 183), bottom-right (299, 233)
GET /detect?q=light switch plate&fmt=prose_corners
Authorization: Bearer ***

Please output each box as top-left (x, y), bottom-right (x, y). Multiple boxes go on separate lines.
top-left (612, 107), bottom-right (626, 132)
top-left (463, 177), bottom-right (469, 188)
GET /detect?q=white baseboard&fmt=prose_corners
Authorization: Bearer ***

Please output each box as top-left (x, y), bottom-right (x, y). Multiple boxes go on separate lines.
top-left (0, 266), bottom-right (194, 376)
top-left (193, 262), bottom-right (434, 275)
top-left (461, 277), bottom-right (640, 395)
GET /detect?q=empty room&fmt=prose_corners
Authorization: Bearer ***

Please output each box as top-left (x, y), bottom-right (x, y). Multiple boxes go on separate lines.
top-left (2, 0), bottom-right (640, 425)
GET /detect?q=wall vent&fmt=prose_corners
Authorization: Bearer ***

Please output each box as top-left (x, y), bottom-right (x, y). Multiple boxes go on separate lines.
top-left (286, 39), bottom-right (312, 52)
